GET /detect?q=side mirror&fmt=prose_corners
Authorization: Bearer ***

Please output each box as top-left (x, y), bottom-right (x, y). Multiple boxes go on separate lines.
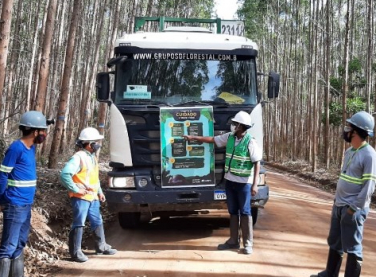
top-left (96, 72), bottom-right (110, 102)
top-left (267, 71), bottom-right (280, 99)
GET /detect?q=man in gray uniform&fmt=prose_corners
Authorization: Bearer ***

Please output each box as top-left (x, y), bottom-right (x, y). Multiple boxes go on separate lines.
top-left (311, 111), bottom-right (376, 277)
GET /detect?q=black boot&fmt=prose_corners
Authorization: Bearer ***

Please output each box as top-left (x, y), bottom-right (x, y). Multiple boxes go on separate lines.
top-left (0, 258), bottom-right (11, 277)
top-left (69, 227), bottom-right (88, 262)
top-left (10, 252), bottom-right (24, 277)
top-left (93, 225), bottom-right (117, 255)
top-left (310, 248), bottom-right (343, 277)
top-left (344, 253), bottom-right (361, 277)
top-left (218, 214), bottom-right (240, 250)
top-left (240, 215), bottom-right (253, 254)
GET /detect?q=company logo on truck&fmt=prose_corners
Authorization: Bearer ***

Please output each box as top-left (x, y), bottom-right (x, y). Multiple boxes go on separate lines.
top-left (133, 53), bottom-right (237, 61)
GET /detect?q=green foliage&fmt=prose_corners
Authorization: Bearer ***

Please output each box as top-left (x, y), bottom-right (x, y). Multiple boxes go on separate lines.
top-left (330, 77), bottom-right (342, 95)
top-left (330, 58), bottom-right (367, 96)
top-left (338, 65), bottom-right (345, 76)
top-left (237, 0), bottom-right (270, 38)
top-left (322, 97), bottom-right (367, 126)
top-left (348, 58), bottom-right (362, 74)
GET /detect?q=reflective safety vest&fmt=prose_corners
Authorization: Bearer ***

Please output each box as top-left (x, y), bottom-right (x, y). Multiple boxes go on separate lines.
top-left (68, 151), bottom-right (100, 201)
top-left (225, 133), bottom-right (253, 177)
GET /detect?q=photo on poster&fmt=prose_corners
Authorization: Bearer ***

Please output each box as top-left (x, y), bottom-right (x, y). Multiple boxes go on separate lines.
top-left (160, 106), bottom-right (215, 188)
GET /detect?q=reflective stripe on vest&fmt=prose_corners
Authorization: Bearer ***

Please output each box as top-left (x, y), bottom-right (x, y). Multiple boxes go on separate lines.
top-left (225, 133), bottom-right (253, 177)
top-left (68, 151), bottom-right (100, 201)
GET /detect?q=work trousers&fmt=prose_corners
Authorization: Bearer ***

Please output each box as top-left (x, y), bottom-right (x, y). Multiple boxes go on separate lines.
top-left (225, 180), bottom-right (251, 216)
top-left (328, 204), bottom-right (368, 260)
top-left (0, 203), bottom-right (31, 259)
top-left (71, 198), bottom-right (103, 231)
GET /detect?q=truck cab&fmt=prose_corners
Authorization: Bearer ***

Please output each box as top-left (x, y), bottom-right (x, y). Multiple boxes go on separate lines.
top-left (96, 17), bottom-right (280, 228)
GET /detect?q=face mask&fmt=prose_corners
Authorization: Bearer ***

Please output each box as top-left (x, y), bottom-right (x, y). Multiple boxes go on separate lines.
top-left (342, 126), bottom-right (353, 143)
top-left (230, 123), bottom-right (238, 134)
top-left (34, 133), bottom-right (46, 144)
top-left (90, 142), bottom-right (101, 152)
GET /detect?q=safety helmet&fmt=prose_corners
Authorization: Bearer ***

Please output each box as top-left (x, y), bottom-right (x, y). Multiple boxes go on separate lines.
top-left (78, 127), bottom-right (104, 142)
top-left (232, 111), bottom-right (252, 127)
top-left (346, 111), bottom-right (374, 137)
top-left (19, 111), bottom-right (47, 129)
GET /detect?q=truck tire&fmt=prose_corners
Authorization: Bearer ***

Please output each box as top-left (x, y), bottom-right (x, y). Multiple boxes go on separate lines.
top-left (251, 207), bottom-right (258, 226)
top-left (118, 212), bottom-right (141, 229)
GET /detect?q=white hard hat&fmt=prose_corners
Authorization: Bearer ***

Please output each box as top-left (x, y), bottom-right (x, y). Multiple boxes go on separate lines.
top-left (232, 111), bottom-right (252, 126)
top-left (78, 127), bottom-right (104, 142)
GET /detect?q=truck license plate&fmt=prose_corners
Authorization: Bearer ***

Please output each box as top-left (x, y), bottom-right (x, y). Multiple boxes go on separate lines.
top-left (214, 190), bottom-right (227, 200)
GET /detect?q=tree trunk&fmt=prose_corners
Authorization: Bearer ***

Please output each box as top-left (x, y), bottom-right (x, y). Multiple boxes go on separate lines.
top-left (0, 0), bottom-right (14, 117)
top-left (2, 0), bottom-right (22, 133)
top-left (48, 0), bottom-right (81, 169)
top-left (341, 0), bottom-right (351, 163)
top-left (324, 0), bottom-right (332, 169)
top-left (34, 0), bottom-right (58, 113)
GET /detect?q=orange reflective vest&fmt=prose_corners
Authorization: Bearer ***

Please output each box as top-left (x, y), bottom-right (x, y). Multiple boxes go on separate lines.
top-left (68, 150), bottom-right (100, 201)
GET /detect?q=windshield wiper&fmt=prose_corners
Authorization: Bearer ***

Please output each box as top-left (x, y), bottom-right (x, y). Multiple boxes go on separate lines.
top-left (174, 100), bottom-right (229, 108)
top-left (119, 100), bottom-right (172, 107)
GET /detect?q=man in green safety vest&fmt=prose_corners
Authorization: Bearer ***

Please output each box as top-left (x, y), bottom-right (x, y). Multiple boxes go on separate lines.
top-left (183, 111), bottom-right (261, 255)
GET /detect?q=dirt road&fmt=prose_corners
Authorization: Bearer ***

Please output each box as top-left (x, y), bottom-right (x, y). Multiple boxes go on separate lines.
top-left (55, 170), bottom-right (376, 277)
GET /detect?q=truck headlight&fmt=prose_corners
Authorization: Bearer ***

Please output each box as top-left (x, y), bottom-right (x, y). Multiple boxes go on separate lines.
top-left (110, 177), bottom-right (136, 188)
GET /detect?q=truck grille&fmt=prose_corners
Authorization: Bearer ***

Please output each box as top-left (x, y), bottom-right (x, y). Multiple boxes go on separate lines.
top-left (122, 108), bottom-right (241, 185)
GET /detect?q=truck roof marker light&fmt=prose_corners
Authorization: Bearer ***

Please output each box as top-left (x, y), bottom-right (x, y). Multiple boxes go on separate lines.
top-left (242, 45), bottom-right (253, 49)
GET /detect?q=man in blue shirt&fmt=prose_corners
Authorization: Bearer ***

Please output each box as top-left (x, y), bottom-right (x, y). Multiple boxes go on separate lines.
top-left (0, 111), bottom-right (48, 277)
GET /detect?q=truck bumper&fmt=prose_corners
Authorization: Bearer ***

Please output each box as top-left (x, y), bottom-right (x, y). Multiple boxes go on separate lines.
top-left (105, 185), bottom-right (269, 213)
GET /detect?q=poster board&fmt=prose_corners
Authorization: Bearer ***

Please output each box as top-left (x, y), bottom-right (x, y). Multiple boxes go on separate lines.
top-left (160, 106), bottom-right (215, 188)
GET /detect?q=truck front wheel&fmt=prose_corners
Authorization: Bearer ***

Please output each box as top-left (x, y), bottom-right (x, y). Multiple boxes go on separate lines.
top-left (118, 212), bottom-right (141, 229)
top-left (251, 207), bottom-right (258, 226)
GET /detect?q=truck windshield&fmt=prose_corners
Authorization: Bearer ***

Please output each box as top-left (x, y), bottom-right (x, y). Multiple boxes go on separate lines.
top-left (114, 58), bottom-right (257, 106)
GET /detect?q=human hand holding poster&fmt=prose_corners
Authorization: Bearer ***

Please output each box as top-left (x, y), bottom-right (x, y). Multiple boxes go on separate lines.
top-left (160, 106), bottom-right (215, 187)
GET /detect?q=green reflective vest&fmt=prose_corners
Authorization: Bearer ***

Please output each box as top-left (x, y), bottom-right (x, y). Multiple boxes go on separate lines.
top-left (225, 133), bottom-right (253, 177)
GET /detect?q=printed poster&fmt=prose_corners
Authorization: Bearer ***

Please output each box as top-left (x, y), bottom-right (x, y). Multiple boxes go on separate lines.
top-left (160, 106), bottom-right (215, 188)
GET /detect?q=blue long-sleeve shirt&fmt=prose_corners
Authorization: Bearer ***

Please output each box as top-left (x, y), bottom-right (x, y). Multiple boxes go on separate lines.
top-left (0, 140), bottom-right (37, 205)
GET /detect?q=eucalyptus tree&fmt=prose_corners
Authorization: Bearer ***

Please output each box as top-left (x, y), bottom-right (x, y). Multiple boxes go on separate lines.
top-left (0, 0), bottom-right (14, 121)
top-left (48, 0), bottom-right (81, 168)
top-left (34, 0), bottom-right (58, 113)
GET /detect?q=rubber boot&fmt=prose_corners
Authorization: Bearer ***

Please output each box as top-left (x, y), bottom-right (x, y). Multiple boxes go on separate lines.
top-left (240, 215), bottom-right (253, 254)
top-left (10, 251), bottom-right (24, 277)
top-left (93, 225), bottom-right (117, 255)
top-left (344, 253), bottom-right (361, 277)
top-left (0, 258), bottom-right (11, 277)
top-left (310, 248), bottom-right (343, 277)
top-left (217, 214), bottom-right (240, 250)
top-left (69, 227), bottom-right (89, 262)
